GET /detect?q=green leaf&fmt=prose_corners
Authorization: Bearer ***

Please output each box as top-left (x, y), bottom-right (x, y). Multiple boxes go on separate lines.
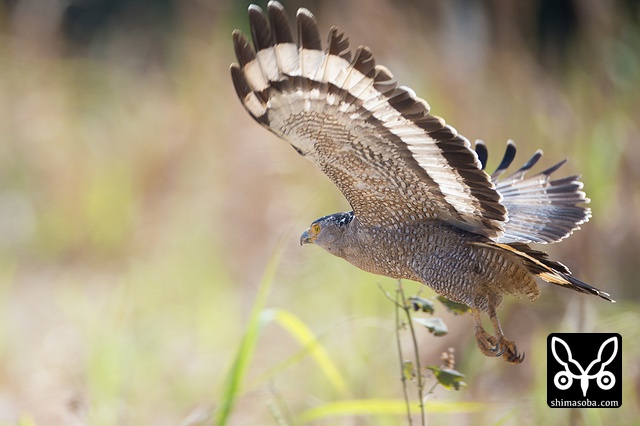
top-left (408, 296), bottom-right (435, 313)
top-left (402, 360), bottom-right (415, 381)
top-left (260, 308), bottom-right (349, 396)
top-left (436, 296), bottom-right (470, 315)
top-left (427, 365), bottom-right (467, 390)
top-left (413, 317), bottom-right (448, 336)
top-left (215, 243), bottom-right (285, 426)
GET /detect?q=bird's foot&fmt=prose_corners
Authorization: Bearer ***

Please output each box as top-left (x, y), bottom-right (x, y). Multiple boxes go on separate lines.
top-left (499, 337), bottom-right (525, 364)
top-left (475, 329), bottom-right (504, 357)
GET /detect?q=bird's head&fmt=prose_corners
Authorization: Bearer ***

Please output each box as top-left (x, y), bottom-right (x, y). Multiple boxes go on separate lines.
top-left (300, 211), bottom-right (355, 252)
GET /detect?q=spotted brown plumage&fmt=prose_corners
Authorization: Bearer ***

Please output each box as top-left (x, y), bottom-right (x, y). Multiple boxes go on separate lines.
top-left (231, 2), bottom-right (613, 363)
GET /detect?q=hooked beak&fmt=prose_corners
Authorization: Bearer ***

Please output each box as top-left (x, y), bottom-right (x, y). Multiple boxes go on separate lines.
top-left (300, 229), bottom-right (315, 246)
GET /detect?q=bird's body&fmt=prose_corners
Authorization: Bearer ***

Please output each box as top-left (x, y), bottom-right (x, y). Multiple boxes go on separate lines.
top-left (314, 216), bottom-right (539, 306)
top-left (231, 1), bottom-right (613, 363)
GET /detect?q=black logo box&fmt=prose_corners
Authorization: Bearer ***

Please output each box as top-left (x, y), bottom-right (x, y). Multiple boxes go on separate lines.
top-left (547, 333), bottom-right (622, 408)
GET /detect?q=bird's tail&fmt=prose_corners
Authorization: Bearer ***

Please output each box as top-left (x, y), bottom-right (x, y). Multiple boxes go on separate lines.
top-left (475, 140), bottom-right (591, 244)
top-left (473, 241), bottom-right (613, 302)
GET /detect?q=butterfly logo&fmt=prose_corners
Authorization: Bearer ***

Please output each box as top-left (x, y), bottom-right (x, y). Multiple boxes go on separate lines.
top-left (551, 336), bottom-right (618, 397)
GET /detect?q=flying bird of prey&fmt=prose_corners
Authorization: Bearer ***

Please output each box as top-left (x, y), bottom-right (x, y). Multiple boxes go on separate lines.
top-left (230, 2), bottom-right (613, 363)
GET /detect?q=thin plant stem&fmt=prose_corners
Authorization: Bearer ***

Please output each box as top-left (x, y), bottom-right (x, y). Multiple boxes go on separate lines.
top-left (267, 381), bottom-right (292, 426)
top-left (396, 280), bottom-right (427, 426)
top-left (425, 380), bottom-right (440, 400)
top-left (395, 285), bottom-right (413, 425)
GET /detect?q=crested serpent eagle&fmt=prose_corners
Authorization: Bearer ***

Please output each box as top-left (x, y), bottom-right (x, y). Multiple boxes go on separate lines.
top-left (230, 2), bottom-right (613, 363)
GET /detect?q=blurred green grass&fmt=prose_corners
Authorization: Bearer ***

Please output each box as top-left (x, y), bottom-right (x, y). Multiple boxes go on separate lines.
top-left (0, 1), bottom-right (638, 425)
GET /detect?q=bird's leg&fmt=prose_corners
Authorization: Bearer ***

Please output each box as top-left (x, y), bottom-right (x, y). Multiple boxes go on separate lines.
top-left (487, 307), bottom-right (525, 364)
top-left (471, 308), bottom-right (503, 357)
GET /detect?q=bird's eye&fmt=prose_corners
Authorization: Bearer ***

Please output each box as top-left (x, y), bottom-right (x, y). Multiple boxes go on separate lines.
top-left (312, 223), bottom-right (321, 234)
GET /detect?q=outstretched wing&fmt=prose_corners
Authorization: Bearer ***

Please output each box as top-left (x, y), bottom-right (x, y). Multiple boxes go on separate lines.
top-left (475, 140), bottom-right (591, 244)
top-left (231, 2), bottom-right (506, 238)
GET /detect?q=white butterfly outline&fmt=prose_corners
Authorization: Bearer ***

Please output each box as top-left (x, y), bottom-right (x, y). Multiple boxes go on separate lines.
top-left (551, 336), bottom-right (618, 397)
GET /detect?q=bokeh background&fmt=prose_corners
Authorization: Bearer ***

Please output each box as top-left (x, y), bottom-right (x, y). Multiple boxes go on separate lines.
top-left (0, 0), bottom-right (638, 424)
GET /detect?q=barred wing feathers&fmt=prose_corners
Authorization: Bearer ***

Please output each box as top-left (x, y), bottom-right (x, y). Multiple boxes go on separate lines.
top-left (472, 241), bottom-right (612, 301)
top-left (231, 2), bottom-right (506, 238)
top-left (475, 140), bottom-right (591, 244)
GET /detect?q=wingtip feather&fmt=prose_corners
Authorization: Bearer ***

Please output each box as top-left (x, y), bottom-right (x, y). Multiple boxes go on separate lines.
top-left (297, 8), bottom-right (321, 50)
